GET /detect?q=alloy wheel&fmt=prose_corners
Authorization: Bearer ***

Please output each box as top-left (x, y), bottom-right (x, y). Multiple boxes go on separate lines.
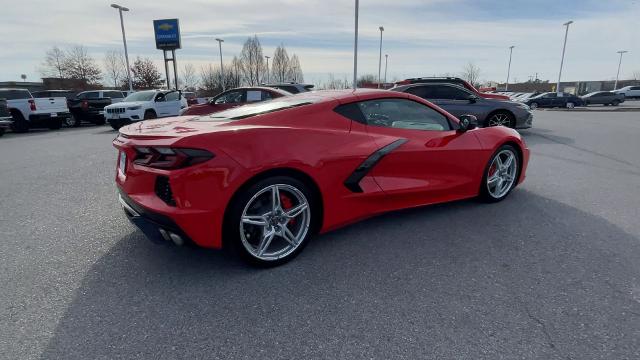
top-left (486, 149), bottom-right (518, 199)
top-left (487, 113), bottom-right (512, 127)
top-left (566, 102), bottom-right (575, 109)
top-left (65, 114), bottom-right (78, 127)
top-left (239, 184), bottom-right (311, 261)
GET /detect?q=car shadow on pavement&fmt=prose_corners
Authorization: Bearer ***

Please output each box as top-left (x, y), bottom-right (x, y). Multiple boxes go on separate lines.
top-left (40, 190), bottom-right (640, 359)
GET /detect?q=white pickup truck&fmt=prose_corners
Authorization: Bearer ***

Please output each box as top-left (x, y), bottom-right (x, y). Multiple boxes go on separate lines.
top-left (0, 88), bottom-right (71, 132)
top-left (104, 89), bottom-right (187, 130)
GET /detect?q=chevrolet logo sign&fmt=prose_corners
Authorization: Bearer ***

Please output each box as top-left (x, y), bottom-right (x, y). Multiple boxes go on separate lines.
top-left (158, 23), bottom-right (174, 31)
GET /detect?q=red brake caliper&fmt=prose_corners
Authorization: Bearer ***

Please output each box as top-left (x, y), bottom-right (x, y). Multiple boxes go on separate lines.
top-left (280, 194), bottom-right (296, 226)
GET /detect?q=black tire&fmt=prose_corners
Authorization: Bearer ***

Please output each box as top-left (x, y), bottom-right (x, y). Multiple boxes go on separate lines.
top-left (479, 144), bottom-right (520, 203)
top-left (48, 117), bottom-right (62, 130)
top-left (65, 114), bottom-right (81, 127)
top-left (9, 111), bottom-right (29, 133)
top-left (529, 102), bottom-right (538, 110)
top-left (604, 103), bottom-right (610, 106)
top-left (0, 128), bottom-right (4, 137)
top-left (144, 110), bottom-right (157, 120)
top-left (486, 111), bottom-right (515, 128)
top-left (612, 100), bottom-right (620, 106)
top-left (225, 176), bottom-right (317, 267)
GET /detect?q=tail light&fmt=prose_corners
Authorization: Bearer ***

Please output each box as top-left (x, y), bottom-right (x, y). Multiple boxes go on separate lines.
top-left (133, 147), bottom-right (214, 169)
top-left (81, 100), bottom-right (89, 110)
top-left (28, 99), bottom-right (36, 111)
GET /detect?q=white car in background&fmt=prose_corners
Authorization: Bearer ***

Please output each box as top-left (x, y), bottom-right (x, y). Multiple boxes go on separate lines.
top-left (0, 88), bottom-right (71, 132)
top-left (104, 90), bottom-right (187, 130)
top-left (614, 86), bottom-right (640, 99)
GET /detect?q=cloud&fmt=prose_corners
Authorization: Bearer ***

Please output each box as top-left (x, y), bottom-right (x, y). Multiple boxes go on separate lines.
top-left (0, 0), bottom-right (638, 84)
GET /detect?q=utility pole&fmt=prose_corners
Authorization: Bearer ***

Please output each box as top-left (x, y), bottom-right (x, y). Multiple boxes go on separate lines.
top-left (215, 38), bottom-right (224, 91)
top-left (505, 46), bottom-right (515, 91)
top-left (557, 20), bottom-right (573, 95)
top-left (353, 0), bottom-right (359, 90)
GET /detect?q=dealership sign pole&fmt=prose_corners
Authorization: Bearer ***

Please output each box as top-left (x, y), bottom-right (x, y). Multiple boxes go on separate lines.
top-left (153, 19), bottom-right (181, 90)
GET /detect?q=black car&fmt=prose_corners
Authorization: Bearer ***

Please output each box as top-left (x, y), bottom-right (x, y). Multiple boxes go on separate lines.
top-left (581, 91), bottom-right (625, 106)
top-left (67, 90), bottom-right (125, 127)
top-left (0, 99), bottom-right (12, 137)
top-left (524, 92), bottom-right (584, 109)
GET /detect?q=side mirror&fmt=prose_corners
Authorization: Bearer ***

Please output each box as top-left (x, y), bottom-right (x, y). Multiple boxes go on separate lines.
top-left (467, 95), bottom-right (478, 103)
top-left (458, 114), bottom-right (478, 132)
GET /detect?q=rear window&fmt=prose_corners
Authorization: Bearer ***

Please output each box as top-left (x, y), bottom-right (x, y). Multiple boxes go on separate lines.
top-left (195, 97), bottom-right (316, 121)
top-left (0, 89), bottom-right (31, 100)
top-left (105, 91), bottom-right (124, 98)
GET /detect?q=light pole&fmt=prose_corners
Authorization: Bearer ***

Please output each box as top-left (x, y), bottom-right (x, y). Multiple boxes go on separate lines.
top-left (111, 4), bottom-right (133, 92)
top-left (384, 54), bottom-right (389, 84)
top-left (505, 45), bottom-right (515, 91)
top-left (353, 0), bottom-right (359, 90)
top-left (614, 50), bottom-right (628, 90)
top-left (556, 20), bottom-right (573, 95)
top-left (377, 26), bottom-right (384, 88)
top-left (215, 38), bottom-right (224, 91)
top-left (265, 55), bottom-right (270, 84)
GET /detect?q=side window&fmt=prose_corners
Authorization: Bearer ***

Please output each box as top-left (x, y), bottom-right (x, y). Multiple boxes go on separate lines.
top-left (105, 91), bottom-right (124, 99)
top-left (262, 91), bottom-right (273, 100)
top-left (214, 90), bottom-right (244, 104)
top-left (155, 93), bottom-right (166, 102)
top-left (85, 92), bottom-right (99, 99)
top-left (165, 92), bottom-right (180, 101)
top-left (246, 90), bottom-right (262, 102)
top-left (544, 93), bottom-right (557, 98)
top-left (434, 86), bottom-right (471, 100)
top-left (631, 87), bottom-right (640, 91)
top-left (405, 86), bottom-right (438, 99)
top-left (356, 99), bottom-right (451, 131)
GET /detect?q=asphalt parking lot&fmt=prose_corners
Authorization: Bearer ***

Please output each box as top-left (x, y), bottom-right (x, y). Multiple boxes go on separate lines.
top-left (2, 111), bottom-right (640, 359)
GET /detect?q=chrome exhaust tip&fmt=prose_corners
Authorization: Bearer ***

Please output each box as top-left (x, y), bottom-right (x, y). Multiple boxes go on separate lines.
top-left (158, 228), bottom-right (171, 242)
top-left (169, 232), bottom-right (184, 246)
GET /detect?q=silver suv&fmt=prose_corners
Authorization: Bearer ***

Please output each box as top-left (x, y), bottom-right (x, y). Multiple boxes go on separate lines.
top-left (391, 83), bottom-right (533, 129)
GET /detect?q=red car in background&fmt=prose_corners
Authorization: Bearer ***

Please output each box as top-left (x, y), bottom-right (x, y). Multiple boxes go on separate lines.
top-left (114, 89), bottom-right (528, 266)
top-left (182, 87), bottom-right (291, 116)
top-left (396, 77), bottom-right (510, 100)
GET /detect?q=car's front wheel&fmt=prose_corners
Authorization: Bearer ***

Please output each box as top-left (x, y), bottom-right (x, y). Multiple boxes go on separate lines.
top-left (529, 102), bottom-right (538, 110)
top-left (480, 145), bottom-right (519, 203)
top-left (487, 111), bottom-right (515, 128)
top-left (566, 102), bottom-right (575, 109)
top-left (227, 176), bottom-right (315, 266)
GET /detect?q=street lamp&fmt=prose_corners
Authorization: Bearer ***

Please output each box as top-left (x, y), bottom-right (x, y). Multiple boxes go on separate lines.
top-left (353, 0), bottom-right (359, 90)
top-left (505, 46), bottom-right (515, 91)
top-left (265, 55), bottom-right (270, 84)
top-left (377, 26), bottom-right (384, 89)
top-left (556, 20), bottom-right (573, 95)
top-left (111, 4), bottom-right (133, 92)
top-left (614, 50), bottom-right (628, 90)
top-left (215, 38), bottom-right (224, 91)
top-left (384, 54), bottom-right (389, 84)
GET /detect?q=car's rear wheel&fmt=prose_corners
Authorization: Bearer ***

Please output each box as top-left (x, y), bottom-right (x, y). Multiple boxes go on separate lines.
top-left (227, 176), bottom-right (315, 266)
top-left (487, 111), bottom-right (515, 128)
top-left (10, 111), bottom-right (29, 133)
top-left (529, 102), bottom-right (538, 110)
top-left (480, 145), bottom-right (519, 203)
top-left (566, 102), bottom-right (575, 109)
top-left (65, 114), bottom-right (80, 127)
top-left (612, 100), bottom-right (620, 106)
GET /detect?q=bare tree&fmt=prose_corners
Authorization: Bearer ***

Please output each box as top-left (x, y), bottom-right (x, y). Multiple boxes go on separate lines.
top-left (240, 35), bottom-right (265, 85)
top-left (64, 45), bottom-right (102, 84)
top-left (289, 54), bottom-right (304, 82)
top-left (103, 50), bottom-right (126, 88)
top-left (130, 57), bottom-right (163, 89)
top-left (357, 74), bottom-right (376, 87)
top-left (181, 63), bottom-right (199, 90)
top-left (230, 56), bottom-right (242, 88)
top-left (40, 46), bottom-right (68, 78)
top-left (322, 73), bottom-right (349, 89)
top-left (271, 45), bottom-right (290, 83)
top-left (461, 62), bottom-right (481, 87)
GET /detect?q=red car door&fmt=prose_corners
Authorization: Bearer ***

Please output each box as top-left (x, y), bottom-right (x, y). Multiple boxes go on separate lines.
top-left (356, 98), bottom-right (485, 205)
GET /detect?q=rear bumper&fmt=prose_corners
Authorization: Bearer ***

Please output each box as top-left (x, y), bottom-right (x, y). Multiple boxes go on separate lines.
top-left (118, 188), bottom-right (193, 245)
top-left (29, 111), bottom-right (70, 121)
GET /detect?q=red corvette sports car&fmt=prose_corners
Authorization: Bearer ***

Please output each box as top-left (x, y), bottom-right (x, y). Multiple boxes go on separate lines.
top-left (113, 89), bottom-right (529, 266)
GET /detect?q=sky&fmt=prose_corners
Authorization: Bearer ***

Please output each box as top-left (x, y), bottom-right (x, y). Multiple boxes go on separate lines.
top-left (0, 0), bottom-right (638, 86)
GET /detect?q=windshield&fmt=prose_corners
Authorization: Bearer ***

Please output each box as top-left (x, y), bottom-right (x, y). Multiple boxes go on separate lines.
top-left (193, 97), bottom-right (316, 121)
top-left (123, 91), bottom-right (156, 102)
